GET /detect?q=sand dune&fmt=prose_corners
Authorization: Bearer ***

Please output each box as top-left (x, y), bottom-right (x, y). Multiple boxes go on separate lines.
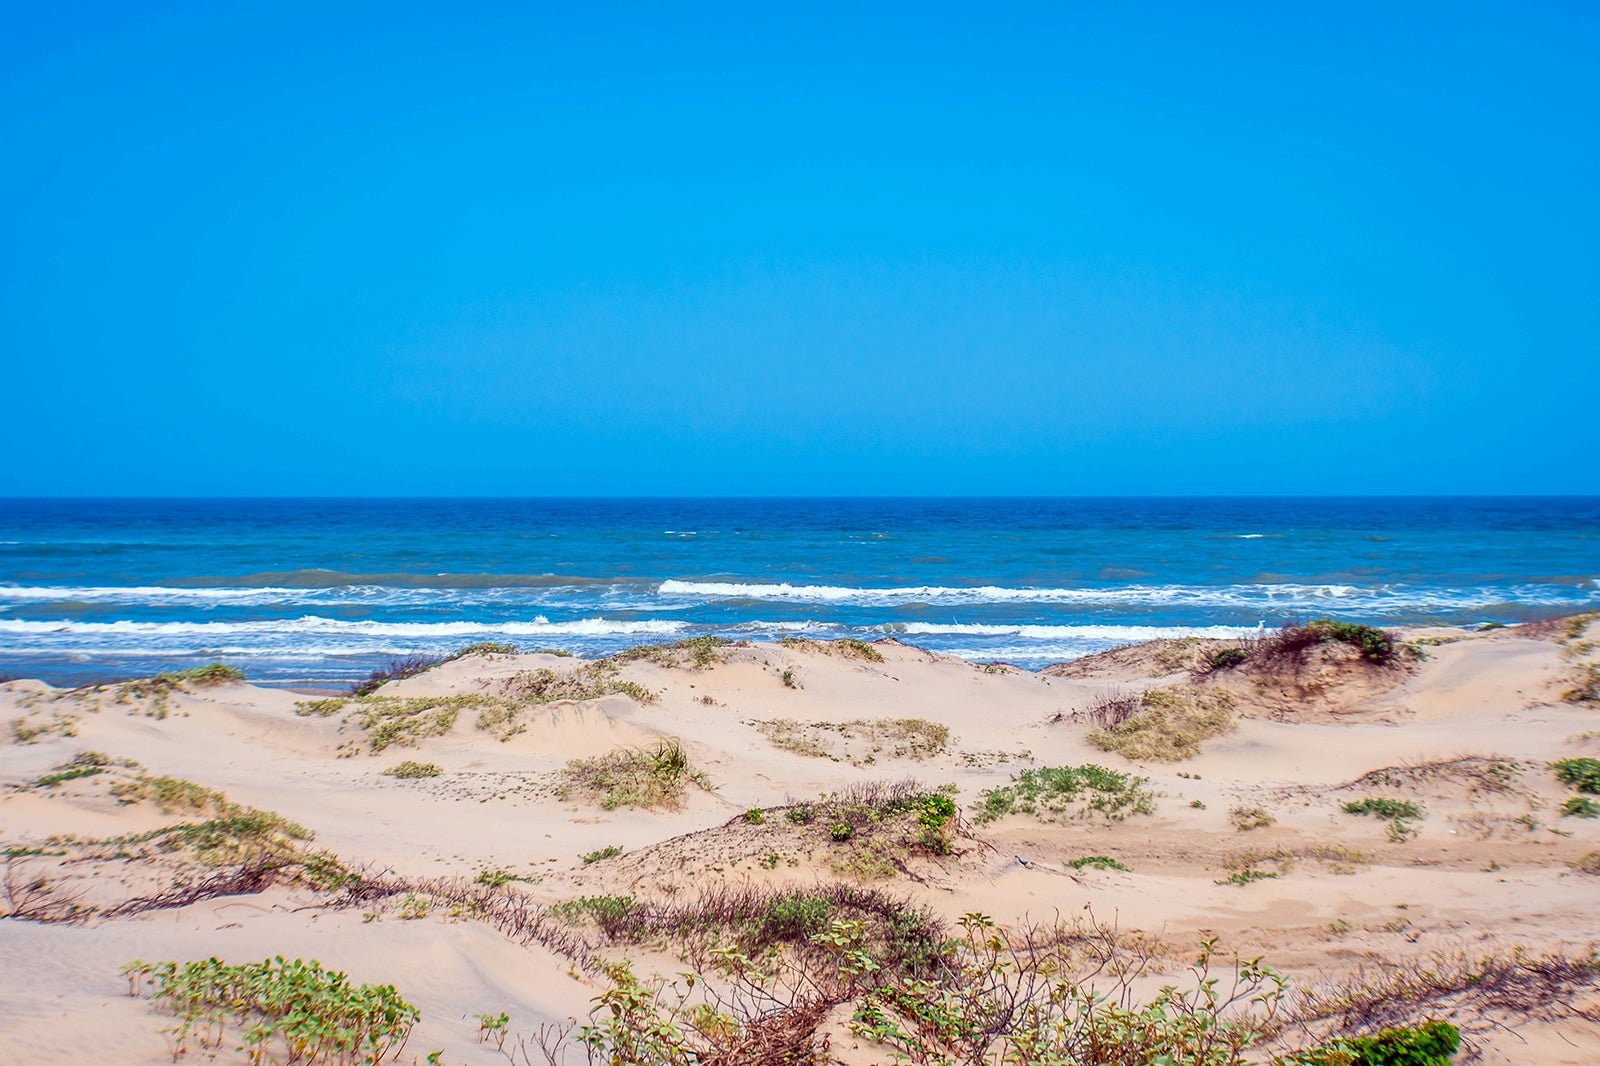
top-left (3, 620), bottom-right (1599, 1063)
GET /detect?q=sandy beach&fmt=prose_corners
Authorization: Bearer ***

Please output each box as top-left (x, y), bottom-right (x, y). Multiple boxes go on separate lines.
top-left (3, 618), bottom-right (1599, 1063)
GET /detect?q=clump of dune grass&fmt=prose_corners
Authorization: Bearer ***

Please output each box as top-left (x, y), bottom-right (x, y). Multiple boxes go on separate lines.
top-left (560, 738), bottom-right (708, 810)
top-left (1563, 663), bottom-right (1600, 704)
top-left (778, 636), bottom-right (885, 662)
top-left (451, 641), bottom-right (519, 658)
top-left (383, 760), bottom-right (441, 779)
top-left (342, 695), bottom-right (488, 752)
top-left (1085, 687), bottom-right (1234, 761)
top-left (606, 636), bottom-right (741, 670)
top-left (1229, 806), bottom-right (1275, 831)
top-left (155, 663), bottom-right (246, 686)
top-left (494, 662), bottom-right (657, 706)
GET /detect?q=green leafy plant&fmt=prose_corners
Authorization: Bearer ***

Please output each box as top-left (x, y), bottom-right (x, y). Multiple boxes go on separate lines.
top-left (122, 956), bottom-right (418, 1064)
top-left (829, 822), bottom-right (855, 842)
top-left (1066, 855), bottom-right (1130, 872)
top-left (975, 764), bottom-right (1155, 823)
top-left (1561, 796), bottom-right (1600, 818)
top-left (1288, 1019), bottom-right (1461, 1065)
top-left (1343, 797), bottom-right (1424, 841)
top-left (1553, 757), bottom-right (1600, 794)
top-left (581, 845), bottom-right (624, 864)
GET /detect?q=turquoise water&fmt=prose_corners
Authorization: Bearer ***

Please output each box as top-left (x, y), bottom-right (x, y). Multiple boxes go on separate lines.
top-left (1, 497), bottom-right (1596, 685)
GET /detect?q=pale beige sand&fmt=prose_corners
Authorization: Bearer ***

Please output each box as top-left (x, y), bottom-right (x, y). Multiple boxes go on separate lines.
top-left (3, 621), bottom-right (1599, 1063)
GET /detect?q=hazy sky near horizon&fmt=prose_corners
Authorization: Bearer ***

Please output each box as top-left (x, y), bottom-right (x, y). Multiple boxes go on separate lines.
top-left (4, 2), bottom-right (1596, 496)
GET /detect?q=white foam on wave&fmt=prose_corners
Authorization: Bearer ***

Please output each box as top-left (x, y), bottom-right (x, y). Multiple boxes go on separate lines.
top-left (887, 622), bottom-right (1263, 640)
top-left (656, 579), bottom-right (1593, 610)
top-left (0, 616), bottom-right (689, 639)
top-left (657, 579), bottom-right (1368, 604)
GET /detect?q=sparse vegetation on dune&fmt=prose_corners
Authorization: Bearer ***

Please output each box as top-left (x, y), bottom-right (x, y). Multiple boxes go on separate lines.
top-left (494, 661), bottom-right (658, 706)
top-left (382, 760), bottom-right (441, 779)
top-left (1230, 805), bottom-right (1275, 831)
top-left (607, 635), bottom-right (743, 670)
top-left (975, 764), bottom-right (1155, 824)
top-left (155, 662), bottom-right (247, 686)
top-left (296, 662), bottom-right (662, 750)
top-left (560, 738), bottom-right (708, 810)
top-left (1085, 686), bottom-right (1235, 761)
top-left (1564, 662), bottom-right (1600, 704)
top-left (753, 716), bottom-right (950, 764)
top-left (778, 636), bottom-right (885, 662)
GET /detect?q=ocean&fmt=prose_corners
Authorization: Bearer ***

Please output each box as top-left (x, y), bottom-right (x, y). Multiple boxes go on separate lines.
top-left (1, 497), bottom-right (1596, 686)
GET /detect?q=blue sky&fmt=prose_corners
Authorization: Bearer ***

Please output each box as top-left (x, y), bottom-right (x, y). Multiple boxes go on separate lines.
top-left (3, 1), bottom-right (1596, 496)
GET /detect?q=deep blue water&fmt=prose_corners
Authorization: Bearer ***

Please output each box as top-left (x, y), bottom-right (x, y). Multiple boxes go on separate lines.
top-left (1, 497), bottom-right (1596, 686)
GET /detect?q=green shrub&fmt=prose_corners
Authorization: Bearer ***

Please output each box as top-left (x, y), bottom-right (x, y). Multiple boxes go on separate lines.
top-left (760, 893), bottom-right (835, 941)
top-left (1305, 619), bottom-right (1398, 663)
top-left (550, 894), bottom-right (642, 936)
top-left (581, 845), bottom-right (624, 864)
top-left (743, 808), bottom-right (766, 824)
top-left (785, 804), bottom-right (816, 825)
top-left (1211, 647), bottom-right (1249, 670)
top-left (1561, 796), bottom-right (1600, 818)
top-left (1291, 1020), bottom-right (1461, 1066)
top-left (1553, 757), bottom-right (1600, 794)
top-left (830, 823), bottom-right (855, 842)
